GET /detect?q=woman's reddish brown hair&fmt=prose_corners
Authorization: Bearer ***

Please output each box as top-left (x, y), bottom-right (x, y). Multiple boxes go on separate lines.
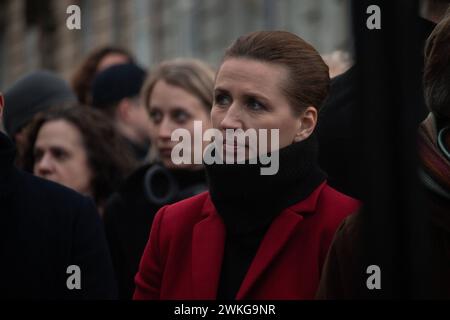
top-left (71, 46), bottom-right (134, 105)
top-left (223, 30), bottom-right (330, 115)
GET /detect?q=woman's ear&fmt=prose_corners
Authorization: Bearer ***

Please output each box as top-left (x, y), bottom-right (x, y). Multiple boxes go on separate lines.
top-left (293, 106), bottom-right (317, 142)
top-left (117, 98), bottom-right (133, 122)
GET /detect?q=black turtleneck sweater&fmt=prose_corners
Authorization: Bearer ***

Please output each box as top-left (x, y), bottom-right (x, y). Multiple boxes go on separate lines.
top-left (205, 135), bottom-right (326, 300)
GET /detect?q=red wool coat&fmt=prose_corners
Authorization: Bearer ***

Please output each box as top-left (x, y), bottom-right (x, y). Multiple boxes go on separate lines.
top-left (133, 182), bottom-right (360, 300)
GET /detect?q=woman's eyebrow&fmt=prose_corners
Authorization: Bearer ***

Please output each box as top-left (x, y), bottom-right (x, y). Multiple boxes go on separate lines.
top-left (243, 92), bottom-right (270, 102)
top-left (171, 107), bottom-right (190, 113)
top-left (213, 87), bottom-right (228, 94)
top-left (214, 87), bottom-right (270, 102)
top-left (148, 105), bottom-right (161, 111)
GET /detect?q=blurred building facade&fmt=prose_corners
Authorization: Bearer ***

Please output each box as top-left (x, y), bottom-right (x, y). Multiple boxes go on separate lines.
top-left (0, 0), bottom-right (352, 90)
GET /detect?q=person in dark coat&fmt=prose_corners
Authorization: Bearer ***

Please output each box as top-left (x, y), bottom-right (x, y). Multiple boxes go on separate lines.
top-left (103, 58), bottom-right (215, 299)
top-left (0, 93), bottom-right (117, 299)
top-left (317, 8), bottom-right (439, 199)
top-left (20, 106), bottom-right (136, 214)
top-left (133, 31), bottom-right (360, 300)
top-left (316, 9), bottom-right (450, 299)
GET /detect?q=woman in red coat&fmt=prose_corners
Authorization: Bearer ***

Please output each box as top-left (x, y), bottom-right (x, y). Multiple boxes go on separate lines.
top-left (134, 31), bottom-right (360, 300)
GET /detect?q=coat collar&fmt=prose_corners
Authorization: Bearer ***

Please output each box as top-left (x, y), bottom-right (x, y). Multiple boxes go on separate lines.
top-left (191, 182), bottom-right (326, 299)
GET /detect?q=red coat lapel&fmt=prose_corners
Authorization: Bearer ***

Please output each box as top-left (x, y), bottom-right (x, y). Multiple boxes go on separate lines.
top-left (192, 195), bottom-right (225, 299)
top-left (234, 208), bottom-right (303, 299)
top-left (236, 182), bottom-right (325, 299)
top-left (191, 182), bottom-right (325, 300)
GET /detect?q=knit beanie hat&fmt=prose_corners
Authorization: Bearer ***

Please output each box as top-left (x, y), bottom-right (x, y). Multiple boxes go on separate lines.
top-left (3, 70), bottom-right (76, 137)
top-left (91, 63), bottom-right (147, 109)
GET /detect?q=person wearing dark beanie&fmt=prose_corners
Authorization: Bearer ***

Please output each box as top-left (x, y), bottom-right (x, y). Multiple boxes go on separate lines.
top-left (3, 70), bottom-right (76, 146)
top-left (91, 63), bottom-right (151, 162)
top-left (133, 31), bottom-right (360, 300)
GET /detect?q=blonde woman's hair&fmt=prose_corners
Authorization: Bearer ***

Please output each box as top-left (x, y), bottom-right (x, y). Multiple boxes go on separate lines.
top-left (141, 58), bottom-right (215, 112)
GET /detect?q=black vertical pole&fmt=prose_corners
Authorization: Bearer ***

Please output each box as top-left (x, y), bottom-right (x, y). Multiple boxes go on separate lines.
top-left (351, 0), bottom-right (430, 298)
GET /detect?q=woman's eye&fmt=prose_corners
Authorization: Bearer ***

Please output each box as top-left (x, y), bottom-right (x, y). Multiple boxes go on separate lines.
top-left (149, 110), bottom-right (162, 124)
top-left (247, 98), bottom-right (266, 111)
top-left (214, 93), bottom-right (231, 106)
top-left (172, 110), bottom-right (190, 124)
top-left (52, 148), bottom-right (68, 161)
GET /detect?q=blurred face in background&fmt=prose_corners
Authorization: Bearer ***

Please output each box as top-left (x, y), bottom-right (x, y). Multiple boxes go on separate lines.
top-left (118, 97), bottom-right (152, 146)
top-left (147, 80), bottom-right (212, 169)
top-left (33, 119), bottom-right (93, 196)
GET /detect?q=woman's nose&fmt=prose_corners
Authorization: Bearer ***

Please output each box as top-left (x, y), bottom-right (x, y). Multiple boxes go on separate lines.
top-left (158, 118), bottom-right (173, 140)
top-left (220, 103), bottom-right (242, 131)
top-left (35, 153), bottom-right (54, 177)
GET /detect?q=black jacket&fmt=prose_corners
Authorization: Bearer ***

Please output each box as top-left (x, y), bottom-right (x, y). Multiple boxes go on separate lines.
top-left (0, 132), bottom-right (117, 299)
top-left (317, 18), bottom-right (435, 199)
top-left (103, 163), bottom-right (207, 299)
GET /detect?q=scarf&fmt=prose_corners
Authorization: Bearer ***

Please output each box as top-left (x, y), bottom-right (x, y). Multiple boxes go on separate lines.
top-left (205, 134), bottom-right (326, 299)
top-left (418, 113), bottom-right (450, 231)
top-left (205, 134), bottom-right (326, 235)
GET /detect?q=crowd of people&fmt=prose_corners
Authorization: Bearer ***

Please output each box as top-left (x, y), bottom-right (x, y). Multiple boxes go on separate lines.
top-left (0, 2), bottom-right (449, 300)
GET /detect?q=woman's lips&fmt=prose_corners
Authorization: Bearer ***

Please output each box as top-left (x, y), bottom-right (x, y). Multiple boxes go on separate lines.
top-left (223, 143), bottom-right (244, 149)
top-left (223, 143), bottom-right (237, 150)
top-left (223, 142), bottom-right (248, 154)
top-left (223, 138), bottom-right (247, 147)
top-left (158, 148), bottom-right (172, 157)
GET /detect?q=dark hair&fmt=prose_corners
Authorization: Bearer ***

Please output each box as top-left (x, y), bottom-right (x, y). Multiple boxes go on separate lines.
top-left (71, 46), bottom-right (134, 105)
top-left (424, 9), bottom-right (450, 119)
top-left (22, 105), bottom-right (137, 206)
top-left (142, 58), bottom-right (215, 112)
top-left (223, 31), bottom-right (330, 115)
